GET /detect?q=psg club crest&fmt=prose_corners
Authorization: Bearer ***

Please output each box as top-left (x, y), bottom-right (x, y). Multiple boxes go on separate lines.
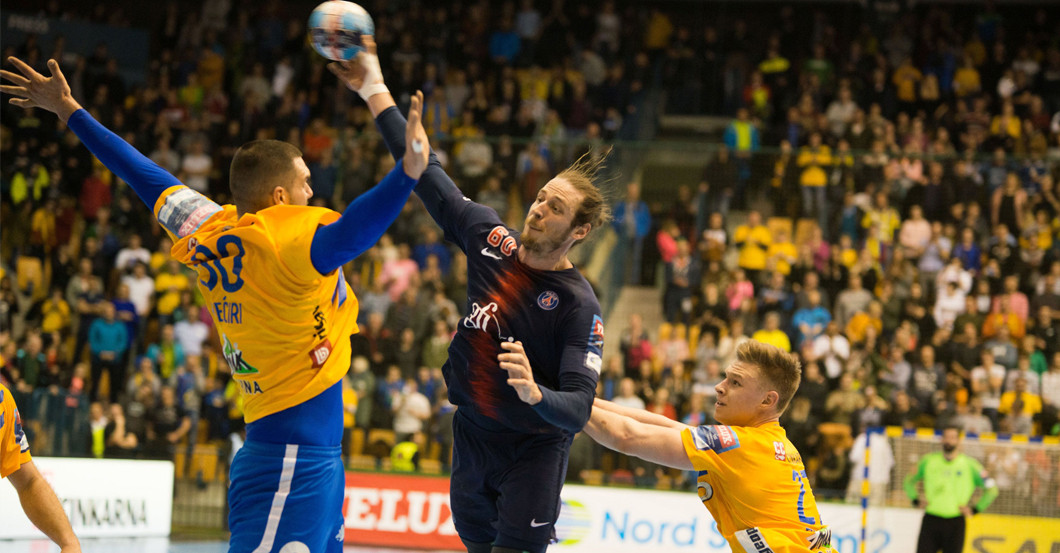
top-left (537, 291), bottom-right (559, 311)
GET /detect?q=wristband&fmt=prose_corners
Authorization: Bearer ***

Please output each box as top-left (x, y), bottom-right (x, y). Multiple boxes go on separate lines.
top-left (911, 498), bottom-right (920, 507)
top-left (358, 83), bottom-right (390, 102)
top-left (971, 506), bottom-right (979, 515)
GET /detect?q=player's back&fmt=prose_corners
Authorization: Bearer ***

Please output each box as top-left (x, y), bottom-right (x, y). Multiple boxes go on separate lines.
top-left (682, 422), bottom-right (830, 552)
top-left (160, 192), bottom-right (358, 425)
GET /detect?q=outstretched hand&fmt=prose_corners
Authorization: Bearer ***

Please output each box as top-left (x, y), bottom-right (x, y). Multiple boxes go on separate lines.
top-left (403, 90), bottom-right (429, 179)
top-left (500, 341), bottom-right (543, 405)
top-left (327, 35), bottom-right (383, 97)
top-left (1, 57), bottom-right (82, 122)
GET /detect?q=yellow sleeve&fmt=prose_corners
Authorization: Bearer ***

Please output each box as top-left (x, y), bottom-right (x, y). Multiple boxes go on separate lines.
top-left (998, 392), bottom-right (1013, 415)
top-left (734, 226), bottom-right (750, 243)
top-left (755, 228), bottom-right (773, 247)
top-left (0, 385), bottom-right (32, 479)
top-left (681, 425), bottom-right (744, 474)
top-left (819, 146), bottom-right (833, 165)
top-left (153, 185), bottom-right (224, 242)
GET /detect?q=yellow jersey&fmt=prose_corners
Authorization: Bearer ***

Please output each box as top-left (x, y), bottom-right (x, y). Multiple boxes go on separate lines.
top-left (153, 186), bottom-right (358, 423)
top-left (681, 422), bottom-right (830, 552)
top-left (0, 383), bottom-right (32, 478)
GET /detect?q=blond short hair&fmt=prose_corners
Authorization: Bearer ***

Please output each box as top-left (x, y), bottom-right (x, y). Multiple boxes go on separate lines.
top-left (736, 340), bottom-right (802, 414)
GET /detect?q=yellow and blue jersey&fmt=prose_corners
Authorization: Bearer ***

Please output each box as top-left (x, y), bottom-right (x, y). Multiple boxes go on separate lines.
top-left (681, 422), bottom-right (831, 552)
top-left (0, 383), bottom-right (32, 479)
top-left (153, 186), bottom-right (358, 424)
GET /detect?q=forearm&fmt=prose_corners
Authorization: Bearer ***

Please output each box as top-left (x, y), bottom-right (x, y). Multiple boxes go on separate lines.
top-left (532, 375), bottom-right (595, 433)
top-left (594, 398), bottom-right (686, 430)
top-left (903, 474), bottom-right (921, 501)
top-left (366, 91), bottom-right (397, 119)
top-left (975, 480), bottom-right (999, 512)
top-left (583, 407), bottom-right (639, 452)
top-left (66, 109), bottom-right (187, 209)
top-left (584, 406), bottom-right (693, 469)
top-left (375, 106), bottom-right (464, 227)
top-left (14, 465), bottom-right (79, 550)
top-left (310, 161), bottom-right (418, 274)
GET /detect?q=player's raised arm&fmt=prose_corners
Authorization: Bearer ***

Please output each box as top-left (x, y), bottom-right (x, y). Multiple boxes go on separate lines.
top-left (1, 57), bottom-right (202, 217)
top-left (329, 38), bottom-right (470, 238)
top-left (308, 90), bottom-right (430, 274)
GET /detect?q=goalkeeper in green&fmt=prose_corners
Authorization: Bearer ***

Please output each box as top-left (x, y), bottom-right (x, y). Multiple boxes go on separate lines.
top-left (903, 425), bottom-right (999, 553)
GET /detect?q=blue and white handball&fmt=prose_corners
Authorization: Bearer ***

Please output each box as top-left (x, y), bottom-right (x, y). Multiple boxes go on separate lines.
top-left (308, 1), bottom-right (374, 61)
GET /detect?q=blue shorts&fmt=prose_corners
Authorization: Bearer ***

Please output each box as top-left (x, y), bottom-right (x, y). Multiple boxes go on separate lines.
top-left (450, 410), bottom-right (572, 553)
top-left (228, 440), bottom-right (345, 553)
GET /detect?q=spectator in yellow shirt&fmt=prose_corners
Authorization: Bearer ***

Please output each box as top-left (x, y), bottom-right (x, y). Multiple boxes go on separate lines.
top-left (767, 228), bottom-right (798, 276)
top-left (998, 376), bottom-right (1042, 419)
top-left (892, 56), bottom-right (922, 112)
top-left (41, 288), bottom-right (72, 334)
top-left (846, 301), bottom-right (884, 345)
top-left (952, 55), bottom-right (981, 99)
top-left (342, 375), bottom-right (359, 466)
top-left (752, 312), bottom-right (792, 352)
top-left (797, 132), bottom-right (833, 234)
top-left (734, 210), bottom-right (772, 283)
top-left (862, 192), bottom-right (901, 264)
top-left (154, 259), bottom-right (190, 323)
top-left (989, 101), bottom-right (1021, 140)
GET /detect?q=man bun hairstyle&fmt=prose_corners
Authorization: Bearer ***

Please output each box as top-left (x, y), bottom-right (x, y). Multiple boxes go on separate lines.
top-left (229, 140), bottom-right (303, 214)
top-left (736, 340), bottom-right (802, 414)
top-left (555, 149), bottom-right (613, 244)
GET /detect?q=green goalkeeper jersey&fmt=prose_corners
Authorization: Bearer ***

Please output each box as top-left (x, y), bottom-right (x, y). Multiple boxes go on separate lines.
top-left (903, 452), bottom-right (999, 518)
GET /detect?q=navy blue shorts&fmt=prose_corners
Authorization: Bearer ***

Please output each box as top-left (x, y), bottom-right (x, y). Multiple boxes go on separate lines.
top-left (450, 410), bottom-right (573, 553)
top-left (228, 440), bottom-right (345, 553)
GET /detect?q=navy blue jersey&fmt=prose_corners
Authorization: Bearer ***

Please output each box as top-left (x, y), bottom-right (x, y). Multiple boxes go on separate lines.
top-left (443, 199), bottom-right (603, 434)
top-left (374, 107), bottom-right (602, 436)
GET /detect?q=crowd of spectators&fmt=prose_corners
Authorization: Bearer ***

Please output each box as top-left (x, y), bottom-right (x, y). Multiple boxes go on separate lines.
top-left (0, 0), bottom-right (1058, 505)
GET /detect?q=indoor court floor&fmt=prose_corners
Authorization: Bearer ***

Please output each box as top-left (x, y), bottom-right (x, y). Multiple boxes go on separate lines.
top-left (3, 538), bottom-right (462, 553)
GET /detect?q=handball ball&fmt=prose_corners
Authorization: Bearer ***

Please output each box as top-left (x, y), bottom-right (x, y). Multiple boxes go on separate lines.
top-left (309, 1), bottom-right (374, 61)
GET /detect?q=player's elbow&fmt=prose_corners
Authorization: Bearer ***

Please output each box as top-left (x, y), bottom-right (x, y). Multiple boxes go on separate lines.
top-left (569, 401), bottom-right (592, 432)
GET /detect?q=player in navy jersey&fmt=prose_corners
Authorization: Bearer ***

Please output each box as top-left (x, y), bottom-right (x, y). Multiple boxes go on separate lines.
top-left (331, 38), bottom-right (611, 553)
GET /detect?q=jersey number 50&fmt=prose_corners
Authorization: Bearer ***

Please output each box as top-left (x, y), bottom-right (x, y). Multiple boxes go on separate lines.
top-left (191, 236), bottom-right (246, 293)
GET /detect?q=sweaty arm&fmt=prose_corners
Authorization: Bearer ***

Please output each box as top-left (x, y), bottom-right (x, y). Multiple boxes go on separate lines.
top-left (309, 161), bottom-right (417, 274)
top-left (584, 407), bottom-right (693, 470)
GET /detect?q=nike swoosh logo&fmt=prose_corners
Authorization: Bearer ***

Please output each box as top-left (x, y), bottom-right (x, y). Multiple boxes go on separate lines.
top-left (481, 247), bottom-right (502, 260)
top-left (530, 519), bottom-right (550, 527)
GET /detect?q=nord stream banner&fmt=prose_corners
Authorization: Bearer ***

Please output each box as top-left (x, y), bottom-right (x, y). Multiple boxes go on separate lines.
top-left (0, 457), bottom-right (174, 539)
top-left (341, 472), bottom-right (1060, 552)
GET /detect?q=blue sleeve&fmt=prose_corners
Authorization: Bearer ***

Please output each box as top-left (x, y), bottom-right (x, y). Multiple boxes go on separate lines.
top-left (66, 109), bottom-right (185, 209)
top-left (88, 321), bottom-right (103, 352)
top-left (723, 125), bottom-right (737, 150)
top-left (532, 297), bottom-right (603, 433)
top-left (532, 371), bottom-right (597, 433)
top-left (374, 106), bottom-right (486, 253)
top-left (309, 161), bottom-right (418, 275)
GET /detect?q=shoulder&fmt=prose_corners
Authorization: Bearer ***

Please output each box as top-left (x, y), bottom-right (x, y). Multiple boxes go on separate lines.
top-left (687, 424), bottom-right (744, 455)
top-left (250, 205), bottom-right (339, 234)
